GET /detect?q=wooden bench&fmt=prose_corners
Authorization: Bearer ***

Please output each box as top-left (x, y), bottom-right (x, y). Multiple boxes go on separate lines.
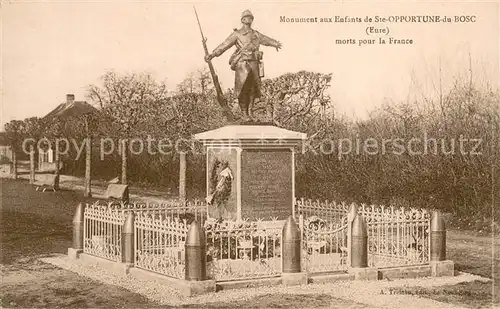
top-left (104, 184), bottom-right (129, 204)
top-left (34, 174), bottom-right (60, 192)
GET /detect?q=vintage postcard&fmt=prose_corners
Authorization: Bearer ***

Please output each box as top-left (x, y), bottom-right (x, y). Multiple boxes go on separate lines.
top-left (1, 1), bottom-right (498, 308)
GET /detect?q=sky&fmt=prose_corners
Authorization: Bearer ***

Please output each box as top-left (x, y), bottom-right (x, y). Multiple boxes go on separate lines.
top-left (1, 1), bottom-right (499, 130)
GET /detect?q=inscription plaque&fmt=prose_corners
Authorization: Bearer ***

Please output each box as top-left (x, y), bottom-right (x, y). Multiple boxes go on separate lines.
top-left (240, 149), bottom-right (293, 220)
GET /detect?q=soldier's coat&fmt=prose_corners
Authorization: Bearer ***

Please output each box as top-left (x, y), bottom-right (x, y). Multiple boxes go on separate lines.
top-left (212, 27), bottom-right (280, 100)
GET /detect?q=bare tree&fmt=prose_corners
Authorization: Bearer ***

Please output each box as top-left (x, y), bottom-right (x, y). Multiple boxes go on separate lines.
top-left (176, 68), bottom-right (213, 95)
top-left (259, 71), bottom-right (333, 135)
top-left (23, 117), bottom-right (43, 183)
top-left (4, 120), bottom-right (25, 179)
top-left (87, 71), bottom-right (169, 185)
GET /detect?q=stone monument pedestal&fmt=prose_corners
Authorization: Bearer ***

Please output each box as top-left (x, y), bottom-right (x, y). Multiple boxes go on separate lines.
top-left (194, 124), bottom-right (307, 221)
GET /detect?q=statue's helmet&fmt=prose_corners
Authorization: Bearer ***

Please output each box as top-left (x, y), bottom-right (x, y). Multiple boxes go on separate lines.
top-left (241, 10), bottom-right (254, 21)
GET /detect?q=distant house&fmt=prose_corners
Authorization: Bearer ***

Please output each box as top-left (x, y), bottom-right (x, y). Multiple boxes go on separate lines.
top-left (39, 94), bottom-right (97, 171)
top-left (0, 132), bottom-right (13, 175)
top-left (38, 147), bottom-right (54, 171)
top-left (0, 132), bottom-right (13, 163)
top-left (44, 94), bottom-right (97, 119)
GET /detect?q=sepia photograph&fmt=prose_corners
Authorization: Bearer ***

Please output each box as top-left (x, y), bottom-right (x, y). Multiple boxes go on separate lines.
top-left (1, 1), bottom-right (499, 308)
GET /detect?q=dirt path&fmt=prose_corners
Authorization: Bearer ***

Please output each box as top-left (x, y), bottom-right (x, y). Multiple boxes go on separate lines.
top-left (15, 173), bottom-right (184, 203)
top-left (1, 258), bottom-right (153, 308)
top-left (1, 258), bottom-right (370, 309)
top-left (38, 254), bottom-right (483, 309)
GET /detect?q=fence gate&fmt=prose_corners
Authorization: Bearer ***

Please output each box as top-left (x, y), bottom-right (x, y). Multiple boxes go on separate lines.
top-left (362, 206), bottom-right (431, 268)
top-left (205, 219), bottom-right (283, 281)
top-left (299, 215), bottom-right (349, 273)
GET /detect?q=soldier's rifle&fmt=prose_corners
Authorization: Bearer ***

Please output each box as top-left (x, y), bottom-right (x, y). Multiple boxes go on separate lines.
top-left (194, 6), bottom-right (235, 121)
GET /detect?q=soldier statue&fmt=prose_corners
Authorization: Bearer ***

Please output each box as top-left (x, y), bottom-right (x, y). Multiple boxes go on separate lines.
top-left (205, 10), bottom-right (282, 122)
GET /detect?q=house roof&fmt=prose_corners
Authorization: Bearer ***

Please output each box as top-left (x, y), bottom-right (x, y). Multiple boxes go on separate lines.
top-left (43, 101), bottom-right (98, 120)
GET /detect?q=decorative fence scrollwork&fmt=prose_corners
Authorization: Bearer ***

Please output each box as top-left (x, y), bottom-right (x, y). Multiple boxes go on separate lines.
top-left (107, 200), bottom-right (208, 225)
top-left (299, 215), bottom-right (349, 273)
top-left (295, 198), bottom-right (349, 226)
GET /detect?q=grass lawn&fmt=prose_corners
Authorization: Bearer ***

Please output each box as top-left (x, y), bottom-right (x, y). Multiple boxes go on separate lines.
top-left (447, 230), bottom-right (499, 279)
top-left (388, 220), bottom-right (499, 308)
top-left (1, 178), bottom-right (98, 264)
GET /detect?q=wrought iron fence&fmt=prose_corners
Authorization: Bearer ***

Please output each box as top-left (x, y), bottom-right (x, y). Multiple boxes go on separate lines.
top-left (204, 219), bottom-right (283, 281)
top-left (83, 202), bottom-right (125, 262)
top-left (295, 198), bottom-right (349, 226)
top-left (111, 200), bottom-right (208, 225)
top-left (134, 213), bottom-right (189, 279)
top-left (360, 205), bottom-right (431, 268)
top-left (299, 215), bottom-right (349, 273)
top-left (82, 195), bottom-right (433, 281)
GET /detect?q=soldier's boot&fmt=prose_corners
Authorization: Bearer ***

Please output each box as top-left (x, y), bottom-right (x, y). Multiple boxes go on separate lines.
top-left (248, 98), bottom-right (255, 121)
top-left (246, 92), bottom-right (256, 121)
top-left (238, 98), bottom-right (251, 122)
top-left (241, 111), bottom-right (251, 122)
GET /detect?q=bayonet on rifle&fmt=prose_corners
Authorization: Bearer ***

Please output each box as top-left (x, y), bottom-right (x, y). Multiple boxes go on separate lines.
top-left (194, 6), bottom-right (235, 121)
